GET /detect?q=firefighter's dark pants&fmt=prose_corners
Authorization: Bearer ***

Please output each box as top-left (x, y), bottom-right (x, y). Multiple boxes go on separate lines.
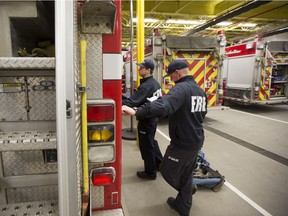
top-left (160, 144), bottom-right (200, 216)
top-left (138, 119), bottom-right (163, 175)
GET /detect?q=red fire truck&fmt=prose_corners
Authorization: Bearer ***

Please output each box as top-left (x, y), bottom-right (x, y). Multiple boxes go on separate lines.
top-left (222, 36), bottom-right (288, 104)
top-left (0, 1), bottom-right (123, 215)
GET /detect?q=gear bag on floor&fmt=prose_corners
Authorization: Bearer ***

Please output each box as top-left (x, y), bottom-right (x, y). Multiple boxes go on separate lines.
top-left (193, 150), bottom-right (225, 192)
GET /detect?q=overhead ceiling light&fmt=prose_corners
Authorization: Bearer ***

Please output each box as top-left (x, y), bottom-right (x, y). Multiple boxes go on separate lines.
top-left (237, 23), bottom-right (257, 27)
top-left (132, 18), bottom-right (158, 23)
top-left (166, 19), bottom-right (204, 25)
top-left (216, 21), bottom-right (233, 26)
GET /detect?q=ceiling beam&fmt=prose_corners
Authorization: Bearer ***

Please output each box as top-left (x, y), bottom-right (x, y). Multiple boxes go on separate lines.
top-left (174, 1), bottom-right (193, 14)
top-left (182, 0), bottom-right (273, 36)
top-left (150, 0), bottom-right (164, 12)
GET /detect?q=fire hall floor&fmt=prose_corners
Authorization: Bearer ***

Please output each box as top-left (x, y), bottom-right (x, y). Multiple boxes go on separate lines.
top-left (121, 104), bottom-right (288, 216)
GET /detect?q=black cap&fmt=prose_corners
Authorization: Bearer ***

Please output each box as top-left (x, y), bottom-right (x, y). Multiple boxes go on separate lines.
top-left (165, 59), bottom-right (188, 77)
top-left (136, 59), bottom-right (154, 71)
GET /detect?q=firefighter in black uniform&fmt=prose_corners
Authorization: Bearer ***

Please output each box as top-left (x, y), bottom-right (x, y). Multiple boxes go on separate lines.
top-left (122, 59), bottom-right (207, 216)
top-left (122, 59), bottom-right (163, 180)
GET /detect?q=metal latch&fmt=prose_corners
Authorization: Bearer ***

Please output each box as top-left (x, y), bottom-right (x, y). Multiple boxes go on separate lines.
top-left (76, 83), bottom-right (87, 93)
top-left (66, 100), bottom-right (72, 118)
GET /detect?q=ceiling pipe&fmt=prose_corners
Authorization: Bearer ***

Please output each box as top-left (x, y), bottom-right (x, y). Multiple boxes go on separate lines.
top-left (261, 26), bottom-right (288, 38)
top-left (182, 0), bottom-right (272, 36)
top-left (229, 23), bottom-right (288, 43)
top-left (225, 2), bottom-right (288, 30)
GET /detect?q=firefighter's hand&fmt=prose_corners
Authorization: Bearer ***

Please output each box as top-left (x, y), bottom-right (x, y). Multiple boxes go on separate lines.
top-left (122, 105), bottom-right (136, 116)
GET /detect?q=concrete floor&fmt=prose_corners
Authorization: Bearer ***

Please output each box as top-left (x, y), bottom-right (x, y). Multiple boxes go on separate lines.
top-left (121, 104), bottom-right (288, 216)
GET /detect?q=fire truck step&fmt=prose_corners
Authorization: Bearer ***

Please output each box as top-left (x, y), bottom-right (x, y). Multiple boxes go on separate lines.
top-left (0, 57), bottom-right (55, 70)
top-left (92, 208), bottom-right (124, 216)
top-left (0, 130), bottom-right (56, 151)
top-left (0, 200), bottom-right (58, 215)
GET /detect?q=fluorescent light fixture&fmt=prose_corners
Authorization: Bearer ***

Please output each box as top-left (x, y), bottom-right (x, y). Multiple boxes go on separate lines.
top-left (166, 19), bottom-right (204, 25)
top-left (132, 18), bottom-right (158, 23)
top-left (217, 21), bottom-right (233, 26)
top-left (237, 23), bottom-right (257, 27)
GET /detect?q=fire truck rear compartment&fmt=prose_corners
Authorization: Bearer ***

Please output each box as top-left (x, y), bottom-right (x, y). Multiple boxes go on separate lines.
top-left (0, 1), bottom-right (57, 213)
top-left (1, 9), bottom-right (57, 207)
top-left (0, 57), bottom-right (57, 214)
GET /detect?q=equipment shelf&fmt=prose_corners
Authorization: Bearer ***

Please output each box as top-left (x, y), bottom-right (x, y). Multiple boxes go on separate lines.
top-left (0, 131), bottom-right (56, 151)
top-left (272, 80), bottom-right (287, 84)
top-left (0, 200), bottom-right (58, 216)
top-left (0, 57), bottom-right (55, 76)
top-left (0, 57), bottom-right (55, 69)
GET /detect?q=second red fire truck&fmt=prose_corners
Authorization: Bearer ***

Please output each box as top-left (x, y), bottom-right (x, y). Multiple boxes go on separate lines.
top-left (222, 36), bottom-right (288, 105)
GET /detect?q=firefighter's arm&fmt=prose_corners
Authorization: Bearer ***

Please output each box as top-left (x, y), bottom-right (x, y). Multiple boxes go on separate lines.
top-left (122, 105), bottom-right (136, 116)
top-left (141, 86), bottom-right (183, 119)
top-left (122, 103), bottom-right (151, 120)
top-left (122, 88), bottom-right (147, 107)
top-left (135, 99), bottom-right (164, 121)
top-left (160, 86), bottom-right (185, 115)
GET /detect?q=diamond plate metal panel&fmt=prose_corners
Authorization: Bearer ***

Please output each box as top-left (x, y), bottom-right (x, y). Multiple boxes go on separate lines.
top-left (0, 77), bottom-right (27, 121)
top-left (0, 140), bottom-right (56, 151)
top-left (75, 112), bottom-right (82, 204)
top-left (2, 150), bottom-right (57, 176)
top-left (0, 57), bottom-right (55, 69)
top-left (79, 34), bottom-right (103, 99)
top-left (90, 186), bottom-right (104, 209)
top-left (28, 77), bottom-right (56, 120)
top-left (6, 185), bottom-right (58, 203)
top-left (81, 1), bottom-right (116, 34)
top-left (74, 1), bottom-right (83, 214)
top-left (0, 131), bottom-right (56, 151)
top-left (82, 16), bottom-right (115, 34)
top-left (0, 200), bottom-right (58, 215)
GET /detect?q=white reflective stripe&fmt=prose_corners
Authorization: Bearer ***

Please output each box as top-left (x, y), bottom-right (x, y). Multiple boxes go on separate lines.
top-left (225, 181), bottom-right (272, 216)
top-left (92, 208), bottom-right (124, 216)
top-left (103, 53), bottom-right (122, 80)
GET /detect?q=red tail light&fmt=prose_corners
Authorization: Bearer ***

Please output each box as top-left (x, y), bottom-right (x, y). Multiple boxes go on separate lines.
top-left (87, 105), bottom-right (114, 122)
top-left (91, 167), bottom-right (115, 186)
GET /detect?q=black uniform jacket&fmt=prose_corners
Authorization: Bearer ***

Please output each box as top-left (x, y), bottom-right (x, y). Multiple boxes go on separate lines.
top-left (136, 75), bottom-right (207, 150)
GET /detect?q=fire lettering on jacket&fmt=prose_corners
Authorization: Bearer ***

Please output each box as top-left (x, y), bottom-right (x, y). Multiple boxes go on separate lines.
top-left (147, 88), bottom-right (162, 102)
top-left (191, 96), bottom-right (206, 112)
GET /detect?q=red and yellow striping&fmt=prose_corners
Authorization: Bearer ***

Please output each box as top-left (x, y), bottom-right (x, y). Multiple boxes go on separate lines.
top-left (259, 57), bottom-right (272, 101)
top-left (163, 52), bottom-right (219, 107)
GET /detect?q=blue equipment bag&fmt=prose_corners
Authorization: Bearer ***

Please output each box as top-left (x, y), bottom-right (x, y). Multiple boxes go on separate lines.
top-left (193, 150), bottom-right (225, 192)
